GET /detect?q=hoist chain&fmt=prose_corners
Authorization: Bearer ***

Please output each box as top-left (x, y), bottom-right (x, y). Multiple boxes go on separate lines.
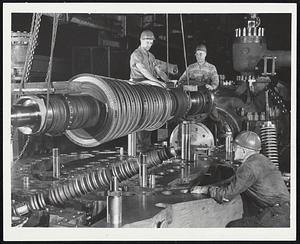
top-left (41, 13), bottom-right (60, 133)
top-left (45, 14), bottom-right (59, 84)
top-left (180, 14), bottom-right (189, 86)
top-left (14, 13), bottom-right (60, 163)
top-left (14, 13), bottom-right (42, 163)
top-left (13, 135), bottom-right (31, 165)
top-left (18, 13), bottom-right (43, 97)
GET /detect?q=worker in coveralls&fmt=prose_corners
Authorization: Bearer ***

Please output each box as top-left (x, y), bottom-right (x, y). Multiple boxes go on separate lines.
top-left (191, 131), bottom-right (290, 227)
top-left (130, 30), bottom-right (170, 152)
top-left (178, 44), bottom-right (224, 134)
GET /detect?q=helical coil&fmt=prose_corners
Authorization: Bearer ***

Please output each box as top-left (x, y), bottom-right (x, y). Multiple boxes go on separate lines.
top-left (13, 147), bottom-right (174, 215)
top-left (260, 121), bottom-right (279, 168)
top-left (12, 192), bottom-right (47, 216)
top-left (47, 167), bottom-right (112, 205)
top-left (145, 147), bottom-right (172, 167)
top-left (28, 192), bottom-right (47, 210)
top-left (17, 167), bottom-right (112, 214)
top-left (111, 158), bottom-right (140, 182)
top-left (111, 147), bottom-right (173, 182)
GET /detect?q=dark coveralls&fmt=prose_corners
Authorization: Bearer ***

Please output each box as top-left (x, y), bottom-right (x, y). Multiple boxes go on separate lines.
top-left (208, 153), bottom-right (290, 227)
top-left (129, 46), bottom-right (159, 152)
top-left (178, 61), bottom-right (220, 121)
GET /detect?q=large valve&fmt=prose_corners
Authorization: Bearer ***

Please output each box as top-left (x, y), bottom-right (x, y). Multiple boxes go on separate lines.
top-left (11, 74), bottom-right (214, 147)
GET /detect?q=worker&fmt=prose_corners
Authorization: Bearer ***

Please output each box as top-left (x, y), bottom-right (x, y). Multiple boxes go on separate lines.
top-left (129, 30), bottom-right (170, 152)
top-left (191, 131), bottom-right (290, 227)
top-left (178, 44), bottom-right (219, 90)
top-left (130, 29), bottom-right (169, 88)
top-left (178, 44), bottom-right (223, 135)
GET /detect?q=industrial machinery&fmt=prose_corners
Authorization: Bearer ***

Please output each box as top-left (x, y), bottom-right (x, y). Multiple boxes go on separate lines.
top-left (11, 74), bottom-right (215, 147)
top-left (10, 73), bottom-right (244, 227)
top-left (217, 13), bottom-right (291, 171)
top-left (9, 13), bottom-right (290, 228)
top-left (233, 14), bottom-right (290, 75)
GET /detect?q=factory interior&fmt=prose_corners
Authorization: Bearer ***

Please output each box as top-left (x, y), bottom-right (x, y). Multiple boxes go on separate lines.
top-left (9, 12), bottom-right (292, 229)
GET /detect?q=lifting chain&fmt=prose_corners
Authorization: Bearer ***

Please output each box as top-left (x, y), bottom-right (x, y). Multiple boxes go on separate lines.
top-left (13, 135), bottom-right (31, 165)
top-left (14, 13), bottom-right (42, 164)
top-left (14, 13), bottom-right (60, 163)
top-left (180, 14), bottom-right (189, 86)
top-left (18, 13), bottom-right (42, 98)
top-left (42, 13), bottom-right (60, 133)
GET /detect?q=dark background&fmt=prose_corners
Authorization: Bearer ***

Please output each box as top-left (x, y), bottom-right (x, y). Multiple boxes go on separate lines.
top-left (11, 13), bottom-right (292, 154)
top-left (11, 13), bottom-right (291, 80)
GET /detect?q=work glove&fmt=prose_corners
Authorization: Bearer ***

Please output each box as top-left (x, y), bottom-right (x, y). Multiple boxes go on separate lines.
top-left (205, 84), bottom-right (214, 91)
top-left (208, 186), bottom-right (230, 203)
top-left (190, 185), bottom-right (210, 195)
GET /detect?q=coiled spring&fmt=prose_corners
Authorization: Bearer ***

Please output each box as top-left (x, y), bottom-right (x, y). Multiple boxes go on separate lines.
top-left (15, 167), bottom-right (112, 214)
top-left (260, 121), bottom-right (279, 168)
top-left (111, 158), bottom-right (140, 182)
top-left (47, 167), bottom-right (112, 205)
top-left (111, 147), bottom-right (172, 182)
top-left (13, 147), bottom-right (174, 215)
top-left (12, 192), bottom-right (46, 216)
top-left (145, 147), bottom-right (172, 167)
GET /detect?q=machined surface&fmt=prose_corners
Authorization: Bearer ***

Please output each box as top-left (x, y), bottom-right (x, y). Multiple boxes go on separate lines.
top-left (170, 122), bottom-right (215, 156)
top-left (12, 74), bottom-right (215, 147)
top-left (260, 121), bottom-right (279, 168)
top-left (11, 146), bottom-right (239, 227)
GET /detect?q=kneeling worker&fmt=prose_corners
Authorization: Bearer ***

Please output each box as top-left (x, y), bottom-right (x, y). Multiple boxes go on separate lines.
top-left (191, 131), bottom-right (290, 227)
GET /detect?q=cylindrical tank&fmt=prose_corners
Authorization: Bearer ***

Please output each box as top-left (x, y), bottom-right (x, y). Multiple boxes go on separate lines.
top-left (11, 31), bottom-right (30, 82)
top-left (233, 35), bottom-right (291, 73)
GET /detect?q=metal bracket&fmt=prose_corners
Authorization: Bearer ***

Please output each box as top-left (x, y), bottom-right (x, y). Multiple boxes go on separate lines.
top-left (262, 56), bottom-right (277, 76)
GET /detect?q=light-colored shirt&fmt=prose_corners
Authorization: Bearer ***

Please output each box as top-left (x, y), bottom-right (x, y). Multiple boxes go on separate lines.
top-left (130, 46), bottom-right (157, 82)
top-left (179, 61), bottom-right (219, 89)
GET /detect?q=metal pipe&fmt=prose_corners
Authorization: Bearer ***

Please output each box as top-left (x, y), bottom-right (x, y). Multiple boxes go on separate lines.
top-left (128, 133), bottom-right (137, 157)
top-left (185, 163), bottom-right (191, 179)
top-left (225, 131), bottom-right (233, 161)
top-left (149, 174), bottom-right (156, 188)
top-left (11, 104), bottom-right (41, 128)
top-left (52, 148), bottom-right (60, 179)
top-left (106, 176), bottom-right (122, 227)
top-left (265, 90), bottom-right (270, 121)
top-left (181, 121), bottom-right (191, 162)
top-left (119, 147), bottom-right (124, 156)
top-left (12, 88), bottom-right (55, 93)
top-left (119, 147), bottom-right (124, 160)
top-left (113, 176), bottom-right (118, 192)
top-left (140, 154), bottom-right (148, 188)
